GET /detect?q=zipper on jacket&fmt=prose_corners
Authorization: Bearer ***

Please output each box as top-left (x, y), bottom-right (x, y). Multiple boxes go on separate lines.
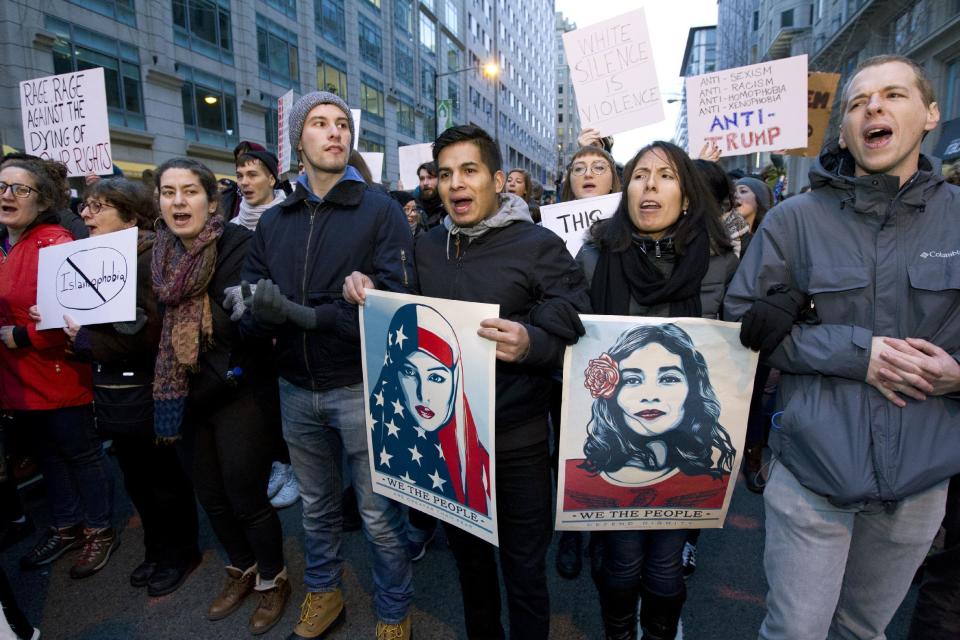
top-left (400, 249), bottom-right (409, 287)
top-left (301, 203), bottom-right (319, 389)
top-left (654, 240), bottom-right (662, 258)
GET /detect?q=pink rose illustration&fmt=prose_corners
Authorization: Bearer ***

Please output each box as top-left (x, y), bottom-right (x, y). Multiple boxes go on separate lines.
top-left (584, 353), bottom-right (619, 399)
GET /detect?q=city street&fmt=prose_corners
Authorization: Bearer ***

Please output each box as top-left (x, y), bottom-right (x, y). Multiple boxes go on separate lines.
top-left (6, 457), bottom-right (919, 639)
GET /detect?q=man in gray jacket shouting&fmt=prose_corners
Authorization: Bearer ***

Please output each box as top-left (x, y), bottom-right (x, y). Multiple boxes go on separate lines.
top-left (726, 54), bottom-right (960, 640)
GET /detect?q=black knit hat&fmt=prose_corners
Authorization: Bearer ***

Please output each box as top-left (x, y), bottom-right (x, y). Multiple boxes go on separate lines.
top-left (389, 190), bottom-right (416, 207)
top-left (234, 141), bottom-right (280, 184)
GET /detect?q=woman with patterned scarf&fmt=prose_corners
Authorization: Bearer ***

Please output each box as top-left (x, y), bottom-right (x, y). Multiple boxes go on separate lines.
top-left (152, 158), bottom-right (289, 635)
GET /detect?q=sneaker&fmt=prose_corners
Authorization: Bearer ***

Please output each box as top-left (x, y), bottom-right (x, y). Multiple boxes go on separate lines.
top-left (270, 468), bottom-right (300, 509)
top-left (556, 530), bottom-right (582, 579)
top-left (289, 589), bottom-right (345, 639)
top-left (406, 528), bottom-right (435, 562)
top-left (20, 525), bottom-right (83, 570)
top-left (376, 614), bottom-right (412, 640)
top-left (267, 461), bottom-right (286, 499)
top-left (70, 527), bottom-right (119, 579)
top-left (681, 541), bottom-right (697, 579)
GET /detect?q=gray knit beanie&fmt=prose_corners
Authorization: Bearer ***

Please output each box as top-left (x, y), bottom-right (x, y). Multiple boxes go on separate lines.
top-left (736, 177), bottom-right (773, 211)
top-left (289, 91), bottom-right (355, 149)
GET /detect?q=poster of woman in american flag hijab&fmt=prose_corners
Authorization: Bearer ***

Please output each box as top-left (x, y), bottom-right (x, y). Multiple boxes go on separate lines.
top-left (360, 289), bottom-right (500, 545)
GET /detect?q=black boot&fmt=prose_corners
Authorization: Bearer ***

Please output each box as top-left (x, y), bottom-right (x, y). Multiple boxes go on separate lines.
top-left (639, 587), bottom-right (686, 640)
top-left (598, 586), bottom-right (638, 640)
top-left (556, 530), bottom-right (582, 579)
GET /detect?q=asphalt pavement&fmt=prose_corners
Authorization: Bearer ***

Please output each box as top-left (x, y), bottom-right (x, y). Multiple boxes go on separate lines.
top-left (5, 455), bottom-right (918, 639)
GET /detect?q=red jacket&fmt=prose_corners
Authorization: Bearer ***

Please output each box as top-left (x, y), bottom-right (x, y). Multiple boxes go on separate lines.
top-left (0, 222), bottom-right (92, 410)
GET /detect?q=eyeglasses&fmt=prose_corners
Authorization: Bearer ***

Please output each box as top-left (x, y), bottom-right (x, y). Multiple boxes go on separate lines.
top-left (570, 162), bottom-right (610, 177)
top-left (79, 201), bottom-right (114, 215)
top-left (0, 182), bottom-right (38, 198)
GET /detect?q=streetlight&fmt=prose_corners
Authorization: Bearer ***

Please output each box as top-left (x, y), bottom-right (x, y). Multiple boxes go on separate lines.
top-left (434, 62), bottom-right (499, 138)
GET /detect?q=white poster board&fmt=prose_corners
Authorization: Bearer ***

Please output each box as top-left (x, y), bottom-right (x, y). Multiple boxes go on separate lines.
top-left (562, 9), bottom-right (664, 137)
top-left (398, 143), bottom-right (434, 191)
top-left (277, 90), bottom-right (294, 173)
top-left (361, 289), bottom-right (500, 546)
top-left (351, 109), bottom-right (362, 151)
top-left (360, 152), bottom-right (384, 183)
top-left (20, 67), bottom-right (113, 177)
top-left (541, 193), bottom-right (621, 258)
top-left (557, 316), bottom-right (758, 531)
top-left (686, 54), bottom-right (808, 158)
top-left (36, 227), bottom-right (138, 329)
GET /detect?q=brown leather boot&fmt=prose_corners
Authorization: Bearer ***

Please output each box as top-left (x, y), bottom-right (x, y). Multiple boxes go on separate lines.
top-left (207, 565), bottom-right (255, 621)
top-left (289, 589), bottom-right (345, 639)
top-left (250, 568), bottom-right (291, 635)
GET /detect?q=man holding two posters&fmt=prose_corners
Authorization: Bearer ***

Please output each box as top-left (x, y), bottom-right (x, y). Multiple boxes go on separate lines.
top-left (347, 124), bottom-right (591, 639)
top-left (727, 55), bottom-right (960, 639)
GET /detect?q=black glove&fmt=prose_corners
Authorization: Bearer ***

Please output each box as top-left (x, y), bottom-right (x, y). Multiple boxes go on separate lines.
top-left (248, 279), bottom-right (318, 330)
top-left (528, 299), bottom-right (586, 343)
top-left (113, 307), bottom-right (147, 335)
top-left (740, 285), bottom-right (809, 357)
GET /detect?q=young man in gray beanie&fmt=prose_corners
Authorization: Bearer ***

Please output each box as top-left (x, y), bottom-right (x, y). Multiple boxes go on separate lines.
top-left (240, 90), bottom-right (415, 640)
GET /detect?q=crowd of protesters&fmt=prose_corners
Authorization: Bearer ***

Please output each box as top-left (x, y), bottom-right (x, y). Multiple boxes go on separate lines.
top-left (1, 54), bottom-right (959, 640)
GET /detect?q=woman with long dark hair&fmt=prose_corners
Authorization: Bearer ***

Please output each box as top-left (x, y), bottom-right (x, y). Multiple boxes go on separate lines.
top-left (576, 141), bottom-right (737, 640)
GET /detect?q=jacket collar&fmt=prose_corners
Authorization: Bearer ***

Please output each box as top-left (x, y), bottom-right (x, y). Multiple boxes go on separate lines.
top-left (280, 166), bottom-right (366, 210)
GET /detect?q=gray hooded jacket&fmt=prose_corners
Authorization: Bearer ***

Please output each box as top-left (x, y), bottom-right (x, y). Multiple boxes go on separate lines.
top-left (725, 143), bottom-right (960, 505)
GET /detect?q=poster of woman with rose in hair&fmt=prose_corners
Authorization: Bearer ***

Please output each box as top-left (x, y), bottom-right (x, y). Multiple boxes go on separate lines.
top-left (556, 316), bottom-right (758, 531)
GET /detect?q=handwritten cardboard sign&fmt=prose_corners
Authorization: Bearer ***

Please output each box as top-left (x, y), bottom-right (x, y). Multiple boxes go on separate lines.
top-left (36, 227), bottom-right (137, 329)
top-left (541, 193), bottom-right (622, 258)
top-left (398, 143), bottom-right (434, 191)
top-left (277, 90), bottom-right (294, 173)
top-left (20, 68), bottom-right (113, 178)
top-left (562, 8), bottom-right (664, 137)
top-left (785, 72), bottom-right (841, 158)
top-left (360, 151), bottom-right (384, 182)
top-left (686, 54), bottom-right (808, 158)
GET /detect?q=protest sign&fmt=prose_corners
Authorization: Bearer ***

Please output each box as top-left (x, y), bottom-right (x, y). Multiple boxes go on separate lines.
top-left (351, 109), bottom-right (361, 151)
top-left (360, 151), bottom-right (384, 182)
top-left (361, 290), bottom-right (500, 545)
top-left (540, 193), bottom-right (621, 258)
top-left (557, 316), bottom-right (758, 531)
top-left (20, 68), bottom-right (113, 177)
top-left (398, 143), bottom-right (434, 191)
top-left (277, 90), bottom-right (294, 173)
top-left (36, 227), bottom-right (137, 329)
top-left (785, 72), bottom-right (841, 158)
top-left (686, 54), bottom-right (808, 158)
top-left (562, 9), bottom-right (663, 137)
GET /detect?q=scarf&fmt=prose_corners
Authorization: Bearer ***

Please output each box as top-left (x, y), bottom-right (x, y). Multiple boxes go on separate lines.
top-left (231, 189), bottom-right (286, 230)
top-left (151, 215), bottom-right (224, 440)
top-left (590, 228), bottom-right (710, 318)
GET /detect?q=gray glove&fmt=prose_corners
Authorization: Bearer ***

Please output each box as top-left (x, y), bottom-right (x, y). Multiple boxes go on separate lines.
top-left (223, 284), bottom-right (255, 322)
top-left (247, 279), bottom-right (318, 330)
top-left (113, 307), bottom-right (147, 335)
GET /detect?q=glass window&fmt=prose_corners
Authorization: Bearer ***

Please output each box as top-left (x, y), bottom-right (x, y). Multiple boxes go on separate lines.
top-left (360, 74), bottom-right (385, 124)
top-left (264, 96), bottom-right (279, 154)
top-left (359, 15), bottom-right (383, 68)
top-left (397, 98), bottom-right (415, 136)
top-left (173, 0), bottom-right (233, 63)
top-left (360, 131), bottom-right (385, 153)
top-left (420, 12), bottom-right (436, 56)
top-left (447, 79), bottom-right (460, 118)
top-left (257, 14), bottom-right (300, 89)
top-left (315, 0), bottom-right (345, 47)
top-left (365, 0), bottom-right (381, 8)
top-left (394, 0), bottom-right (413, 33)
top-left (781, 9), bottom-right (794, 28)
top-left (445, 36), bottom-right (460, 72)
top-left (316, 50), bottom-right (348, 96)
top-left (179, 64), bottom-right (238, 147)
top-left (395, 40), bottom-right (414, 88)
top-left (421, 0), bottom-right (433, 10)
top-left (265, 0), bottom-right (297, 20)
top-left (943, 58), bottom-right (959, 121)
top-left (67, 0), bottom-right (135, 27)
top-left (422, 60), bottom-right (436, 103)
top-left (46, 16), bottom-right (145, 130)
top-left (444, 0), bottom-right (459, 37)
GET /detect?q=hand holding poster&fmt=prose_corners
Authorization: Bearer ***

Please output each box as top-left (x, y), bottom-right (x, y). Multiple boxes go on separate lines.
top-left (20, 68), bottom-right (113, 177)
top-left (685, 54), bottom-right (808, 158)
top-left (562, 9), bottom-right (664, 137)
top-left (557, 316), bottom-right (758, 531)
top-left (35, 227), bottom-right (137, 329)
top-left (398, 143), bottom-right (434, 191)
top-left (361, 289), bottom-right (500, 546)
top-left (541, 193), bottom-right (621, 258)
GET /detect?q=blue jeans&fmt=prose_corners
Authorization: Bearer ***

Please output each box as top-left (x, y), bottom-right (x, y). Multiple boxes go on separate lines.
top-left (279, 378), bottom-right (412, 623)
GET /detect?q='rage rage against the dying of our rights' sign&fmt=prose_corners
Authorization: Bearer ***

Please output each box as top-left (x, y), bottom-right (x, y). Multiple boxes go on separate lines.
top-left (20, 68), bottom-right (112, 177)
top-left (685, 55), bottom-right (808, 158)
top-left (562, 9), bottom-right (663, 137)
top-left (36, 227), bottom-right (137, 330)
top-left (541, 193), bottom-right (622, 258)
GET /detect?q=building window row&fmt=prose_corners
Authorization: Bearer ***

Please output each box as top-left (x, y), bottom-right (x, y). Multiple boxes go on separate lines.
top-left (257, 14), bottom-right (300, 89)
top-left (179, 63), bottom-right (238, 148)
top-left (173, 0), bottom-right (233, 64)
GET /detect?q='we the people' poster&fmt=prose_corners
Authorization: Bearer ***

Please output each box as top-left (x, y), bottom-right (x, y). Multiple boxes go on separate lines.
top-left (361, 289), bottom-right (500, 546)
top-left (557, 316), bottom-right (758, 531)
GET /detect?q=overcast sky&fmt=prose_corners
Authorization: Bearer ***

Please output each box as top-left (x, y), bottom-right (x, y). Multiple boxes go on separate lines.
top-left (553, 0), bottom-right (719, 163)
